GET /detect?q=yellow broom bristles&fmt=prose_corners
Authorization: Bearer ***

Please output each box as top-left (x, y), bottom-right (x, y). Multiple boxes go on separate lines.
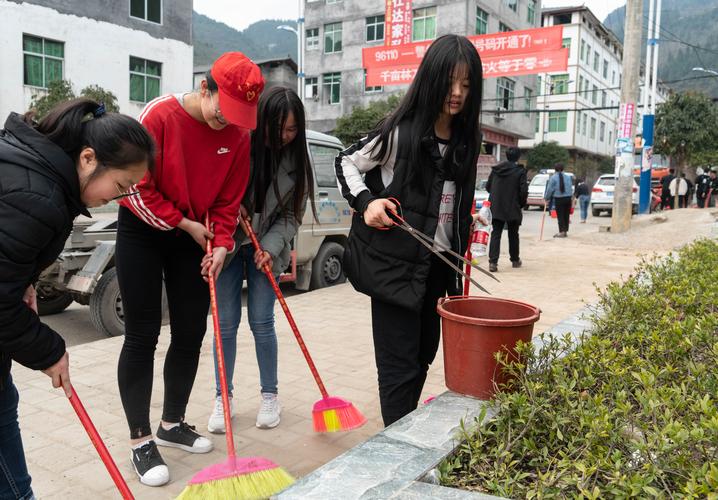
top-left (176, 467), bottom-right (295, 500)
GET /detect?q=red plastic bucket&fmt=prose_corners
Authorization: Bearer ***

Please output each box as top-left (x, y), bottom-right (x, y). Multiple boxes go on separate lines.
top-left (437, 296), bottom-right (540, 400)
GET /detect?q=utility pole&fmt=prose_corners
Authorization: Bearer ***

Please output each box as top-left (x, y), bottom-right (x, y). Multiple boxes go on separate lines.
top-left (611, 0), bottom-right (643, 232)
top-left (639, 0), bottom-right (661, 214)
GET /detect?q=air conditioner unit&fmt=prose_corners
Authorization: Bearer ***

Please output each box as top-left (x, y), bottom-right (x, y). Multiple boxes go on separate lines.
top-left (494, 112), bottom-right (505, 122)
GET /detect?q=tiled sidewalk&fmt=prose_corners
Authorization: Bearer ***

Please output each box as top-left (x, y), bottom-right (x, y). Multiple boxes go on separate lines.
top-left (16, 209), bottom-right (714, 499)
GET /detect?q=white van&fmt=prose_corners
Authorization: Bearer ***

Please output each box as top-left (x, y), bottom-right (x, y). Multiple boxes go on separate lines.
top-left (527, 171), bottom-right (575, 209)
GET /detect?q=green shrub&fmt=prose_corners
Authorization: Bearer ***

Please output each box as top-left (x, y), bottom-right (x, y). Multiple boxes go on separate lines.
top-left (441, 239), bottom-right (718, 498)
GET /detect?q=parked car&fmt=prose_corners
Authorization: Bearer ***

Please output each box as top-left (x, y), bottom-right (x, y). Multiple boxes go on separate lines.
top-left (590, 174), bottom-right (639, 217)
top-left (36, 130), bottom-right (351, 337)
top-left (526, 171), bottom-right (575, 209)
top-left (474, 179), bottom-right (489, 210)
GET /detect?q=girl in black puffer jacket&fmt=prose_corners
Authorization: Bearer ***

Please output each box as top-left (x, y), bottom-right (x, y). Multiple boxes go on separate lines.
top-left (0, 99), bottom-right (154, 499)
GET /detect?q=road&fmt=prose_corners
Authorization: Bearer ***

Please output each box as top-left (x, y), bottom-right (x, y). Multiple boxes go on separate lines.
top-left (44, 207), bottom-right (611, 347)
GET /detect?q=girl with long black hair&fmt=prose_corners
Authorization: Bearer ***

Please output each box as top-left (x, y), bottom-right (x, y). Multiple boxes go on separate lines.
top-left (544, 162), bottom-right (573, 237)
top-left (335, 34), bottom-right (483, 426)
top-left (206, 86), bottom-right (315, 433)
top-left (0, 98), bottom-right (154, 498)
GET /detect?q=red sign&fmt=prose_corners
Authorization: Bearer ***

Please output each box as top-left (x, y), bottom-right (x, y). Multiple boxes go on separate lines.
top-left (618, 103), bottom-right (635, 138)
top-left (363, 25), bottom-right (564, 69)
top-left (365, 48), bottom-right (569, 86)
top-left (385, 0), bottom-right (413, 46)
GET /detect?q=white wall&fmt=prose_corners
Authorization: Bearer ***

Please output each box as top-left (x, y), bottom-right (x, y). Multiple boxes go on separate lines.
top-left (0, 1), bottom-right (193, 119)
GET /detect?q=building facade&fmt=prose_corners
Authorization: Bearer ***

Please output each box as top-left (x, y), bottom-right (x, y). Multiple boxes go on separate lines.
top-left (518, 6), bottom-right (669, 164)
top-left (303, 0), bottom-right (542, 167)
top-left (0, 0), bottom-right (193, 119)
top-left (194, 58), bottom-right (298, 93)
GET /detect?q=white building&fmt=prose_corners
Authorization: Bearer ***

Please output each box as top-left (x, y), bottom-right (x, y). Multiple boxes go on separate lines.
top-left (0, 0), bottom-right (193, 120)
top-left (518, 6), bottom-right (669, 162)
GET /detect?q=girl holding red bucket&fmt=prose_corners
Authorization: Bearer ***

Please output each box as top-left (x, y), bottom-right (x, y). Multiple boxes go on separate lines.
top-left (115, 52), bottom-right (263, 487)
top-left (206, 87), bottom-right (316, 434)
top-left (336, 34), bottom-right (483, 426)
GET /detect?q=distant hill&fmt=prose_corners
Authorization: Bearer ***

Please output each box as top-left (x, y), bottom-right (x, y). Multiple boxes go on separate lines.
top-left (193, 12), bottom-right (297, 67)
top-left (603, 0), bottom-right (718, 97)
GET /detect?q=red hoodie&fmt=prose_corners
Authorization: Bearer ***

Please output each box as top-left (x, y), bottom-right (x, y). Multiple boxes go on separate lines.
top-left (120, 95), bottom-right (250, 251)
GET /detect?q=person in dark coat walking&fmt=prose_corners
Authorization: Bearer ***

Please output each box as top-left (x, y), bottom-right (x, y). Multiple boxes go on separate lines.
top-left (695, 167), bottom-right (710, 208)
top-left (0, 99), bottom-right (154, 499)
top-left (661, 168), bottom-right (675, 209)
top-left (485, 147), bottom-right (528, 272)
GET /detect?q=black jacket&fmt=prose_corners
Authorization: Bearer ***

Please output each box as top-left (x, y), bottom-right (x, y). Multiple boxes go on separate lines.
top-left (0, 113), bottom-right (89, 376)
top-left (485, 161), bottom-right (528, 222)
top-left (338, 122), bottom-right (477, 312)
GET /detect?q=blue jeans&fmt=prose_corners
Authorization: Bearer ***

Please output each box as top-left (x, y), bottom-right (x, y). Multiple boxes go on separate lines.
top-left (0, 374), bottom-right (33, 500)
top-left (579, 194), bottom-right (590, 221)
top-left (213, 245), bottom-right (278, 396)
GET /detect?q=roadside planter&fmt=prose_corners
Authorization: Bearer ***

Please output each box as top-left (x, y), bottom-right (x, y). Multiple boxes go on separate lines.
top-left (437, 296), bottom-right (541, 400)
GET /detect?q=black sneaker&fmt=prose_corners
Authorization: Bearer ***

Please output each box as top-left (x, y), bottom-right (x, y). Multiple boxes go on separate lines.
top-left (489, 263), bottom-right (498, 272)
top-left (131, 441), bottom-right (169, 487)
top-left (512, 260), bottom-right (522, 268)
top-left (156, 421), bottom-right (213, 454)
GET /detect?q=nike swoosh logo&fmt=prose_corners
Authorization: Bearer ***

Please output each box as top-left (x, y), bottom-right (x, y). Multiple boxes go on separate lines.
top-left (217, 147), bottom-right (230, 154)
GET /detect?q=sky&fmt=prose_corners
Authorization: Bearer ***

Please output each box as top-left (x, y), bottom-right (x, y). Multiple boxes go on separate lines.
top-left (193, 0), bottom-right (627, 33)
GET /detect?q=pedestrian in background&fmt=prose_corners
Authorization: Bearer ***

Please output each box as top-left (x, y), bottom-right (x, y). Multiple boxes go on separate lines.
top-left (485, 146), bottom-right (527, 272)
top-left (544, 163), bottom-right (573, 238)
top-left (708, 169), bottom-right (718, 207)
top-left (669, 173), bottom-right (688, 209)
top-left (661, 168), bottom-right (675, 209)
top-left (575, 177), bottom-right (591, 223)
top-left (695, 167), bottom-right (710, 208)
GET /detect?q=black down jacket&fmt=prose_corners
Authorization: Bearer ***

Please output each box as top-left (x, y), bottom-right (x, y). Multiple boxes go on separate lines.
top-left (485, 160), bottom-right (528, 222)
top-left (0, 113), bottom-right (89, 377)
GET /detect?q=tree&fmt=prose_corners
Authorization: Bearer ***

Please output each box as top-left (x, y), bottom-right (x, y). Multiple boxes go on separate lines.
top-left (655, 91), bottom-right (718, 175)
top-left (334, 94), bottom-right (402, 146)
top-left (526, 141), bottom-right (569, 172)
top-left (28, 80), bottom-right (120, 120)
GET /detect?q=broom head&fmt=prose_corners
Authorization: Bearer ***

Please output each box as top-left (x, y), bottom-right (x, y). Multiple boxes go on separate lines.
top-left (312, 396), bottom-right (367, 433)
top-left (176, 456), bottom-right (294, 500)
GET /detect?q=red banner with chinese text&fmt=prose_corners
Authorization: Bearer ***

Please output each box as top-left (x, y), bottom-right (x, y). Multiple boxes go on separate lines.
top-left (364, 25), bottom-right (564, 69)
top-left (365, 48), bottom-right (570, 86)
top-left (385, 0), bottom-right (413, 46)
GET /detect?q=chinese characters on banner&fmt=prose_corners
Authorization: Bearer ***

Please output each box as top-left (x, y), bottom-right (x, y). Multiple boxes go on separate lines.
top-left (618, 103), bottom-right (635, 139)
top-left (363, 25), bottom-right (568, 84)
top-left (385, 0), bottom-right (413, 47)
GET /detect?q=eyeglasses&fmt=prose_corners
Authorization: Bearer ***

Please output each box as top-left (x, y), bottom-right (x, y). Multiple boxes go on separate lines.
top-left (208, 90), bottom-right (227, 125)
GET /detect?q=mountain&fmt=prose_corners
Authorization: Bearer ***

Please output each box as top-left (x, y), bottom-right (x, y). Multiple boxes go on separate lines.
top-left (603, 0), bottom-right (718, 97)
top-left (193, 12), bottom-right (297, 67)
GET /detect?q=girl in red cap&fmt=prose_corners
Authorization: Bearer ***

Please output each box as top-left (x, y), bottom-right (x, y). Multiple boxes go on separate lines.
top-left (115, 52), bottom-right (264, 487)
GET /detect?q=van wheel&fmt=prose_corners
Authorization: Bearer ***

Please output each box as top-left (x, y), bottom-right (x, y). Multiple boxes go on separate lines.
top-left (36, 285), bottom-right (73, 316)
top-left (90, 267), bottom-right (124, 337)
top-left (310, 242), bottom-right (346, 289)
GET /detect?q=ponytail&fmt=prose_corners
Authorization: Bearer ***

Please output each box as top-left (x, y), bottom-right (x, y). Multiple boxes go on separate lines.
top-left (555, 162), bottom-right (565, 192)
top-left (24, 98), bottom-right (155, 176)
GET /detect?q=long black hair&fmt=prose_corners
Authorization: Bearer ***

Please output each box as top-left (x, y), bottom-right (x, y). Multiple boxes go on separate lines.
top-left (370, 34), bottom-right (483, 188)
top-left (250, 86), bottom-right (315, 222)
top-left (25, 98), bottom-right (155, 177)
top-left (554, 162), bottom-right (566, 192)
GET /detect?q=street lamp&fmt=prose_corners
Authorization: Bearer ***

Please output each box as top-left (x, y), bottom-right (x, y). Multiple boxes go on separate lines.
top-left (692, 67), bottom-right (718, 76)
top-left (277, 24), bottom-right (304, 101)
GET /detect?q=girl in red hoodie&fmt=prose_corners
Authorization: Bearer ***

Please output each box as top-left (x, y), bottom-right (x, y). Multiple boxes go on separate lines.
top-left (115, 52), bottom-right (263, 487)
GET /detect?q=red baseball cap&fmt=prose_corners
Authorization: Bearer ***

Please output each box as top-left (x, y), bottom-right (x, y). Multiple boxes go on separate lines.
top-left (210, 52), bottom-right (264, 129)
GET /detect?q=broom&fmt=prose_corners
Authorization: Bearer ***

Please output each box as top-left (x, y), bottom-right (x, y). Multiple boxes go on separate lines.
top-left (177, 215), bottom-right (294, 500)
top-left (240, 217), bottom-right (367, 433)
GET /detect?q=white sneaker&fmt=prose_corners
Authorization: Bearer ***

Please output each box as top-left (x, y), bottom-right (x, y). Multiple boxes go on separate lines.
top-left (256, 393), bottom-right (281, 429)
top-left (207, 396), bottom-right (234, 434)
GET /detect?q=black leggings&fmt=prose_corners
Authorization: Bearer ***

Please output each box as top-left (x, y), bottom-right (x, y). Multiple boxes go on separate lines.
top-left (370, 255), bottom-right (451, 426)
top-left (554, 197), bottom-right (572, 233)
top-left (115, 207), bottom-right (210, 439)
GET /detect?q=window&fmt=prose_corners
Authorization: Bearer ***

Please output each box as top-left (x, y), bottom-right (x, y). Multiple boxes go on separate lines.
top-left (603, 59), bottom-right (609, 79)
top-left (326, 0), bottom-right (342, 3)
top-left (601, 90), bottom-right (607, 107)
top-left (306, 28), bottom-right (319, 50)
top-left (324, 22), bottom-right (342, 53)
top-left (585, 44), bottom-right (591, 63)
top-left (554, 13), bottom-right (572, 24)
top-left (535, 113), bottom-right (540, 133)
top-left (599, 121), bottom-right (606, 142)
top-left (592, 84), bottom-right (598, 105)
top-left (412, 7), bottom-right (436, 41)
top-left (23, 35), bottom-right (63, 88)
top-left (310, 144), bottom-right (342, 187)
top-left (366, 15), bottom-right (385, 42)
top-left (578, 76), bottom-right (584, 99)
top-left (582, 113), bottom-right (587, 135)
top-left (305, 77), bottom-right (318, 99)
top-left (612, 70), bottom-right (616, 85)
top-left (130, 0), bottom-right (161, 23)
top-left (524, 88), bottom-right (533, 116)
top-left (609, 130), bottom-right (613, 145)
top-left (364, 70), bottom-right (382, 93)
top-left (130, 56), bottom-right (161, 103)
top-left (562, 38), bottom-right (571, 50)
top-left (548, 111), bottom-right (567, 132)
top-left (322, 72), bottom-right (341, 104)
top-left (499, 22), bottom-right (512, 32)
top-left (551, 74), bottom-right (569, 95)
top-left (527, 0), bottom-right (536, 24)
top-left (496, 77), bottom-right (515, 110)
top-left (506, 0), bottom-right (517, 13)
top-left (476, 7), bottom-right (489, 35)
top-left (593, 51), bottom-right (600, 72)
top-left (590, 117), bottom-right (597, 139)
top-left (580, 40), bottom-right (586, 61)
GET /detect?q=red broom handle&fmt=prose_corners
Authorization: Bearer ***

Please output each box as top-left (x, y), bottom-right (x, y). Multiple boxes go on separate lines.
top-left (240, 217), bottom-right (330, 399)
top-left (205, 214), bottom-right (236, 459)
top-left (68, 386), bottom-right (134, 500)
